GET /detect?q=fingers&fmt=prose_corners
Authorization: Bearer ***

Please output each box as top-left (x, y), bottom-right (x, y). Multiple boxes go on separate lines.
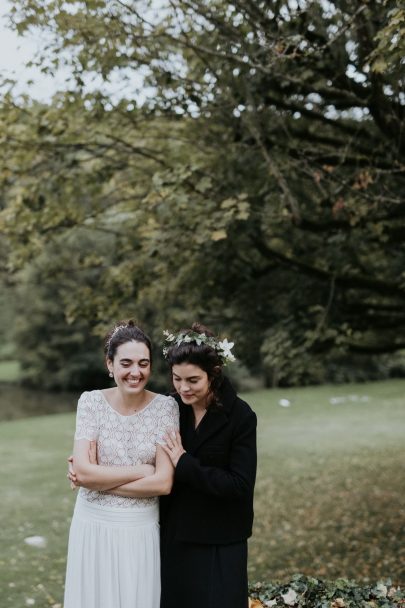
top-left (164, 429), bottom-right (180, 446)
top-left (175, 430), bottom-right (184, 449)
top-left (163, 433), bottom-right (174, 448)
top-left (160, 443), bottom-right (170, 456)
top-left (89, 441), bottom-right (97, 464)
top-left (67, 453), bottom-right (78, 488)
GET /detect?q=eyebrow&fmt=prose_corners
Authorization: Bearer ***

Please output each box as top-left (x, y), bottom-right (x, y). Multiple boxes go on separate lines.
top-left (120, 358), bottom-right (150, 363)
top-left (173, 374), bottom-right (201, 380)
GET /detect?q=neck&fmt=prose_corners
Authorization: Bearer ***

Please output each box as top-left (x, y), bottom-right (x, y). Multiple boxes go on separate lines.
top-left (191, 402), bottom-right (207, 415)
top-left (191, 393), bottom-right (213, 415)
top-left (118, 389), bottom-right (148, 412)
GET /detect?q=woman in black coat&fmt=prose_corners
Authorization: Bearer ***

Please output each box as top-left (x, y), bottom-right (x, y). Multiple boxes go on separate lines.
top-left (160, 323), bottom-right (257, 608)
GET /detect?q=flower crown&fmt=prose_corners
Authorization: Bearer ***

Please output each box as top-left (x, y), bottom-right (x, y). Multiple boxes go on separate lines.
top-left (162, 330), bottom-right (236, 364)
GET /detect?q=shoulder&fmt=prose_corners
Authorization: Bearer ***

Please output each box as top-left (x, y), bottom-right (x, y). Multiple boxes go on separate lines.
top-left (231, 396), bottom-right (257, 426)
top-left (77, 390), bottom-right (104, 411)
top-left (236, 396), bottom-right (256, 416)
top-left (153, 393), bottom-right (179, 413)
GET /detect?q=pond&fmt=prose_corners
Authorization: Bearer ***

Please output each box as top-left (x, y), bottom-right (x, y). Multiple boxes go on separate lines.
top-left (0, 383), bottom-right (79, 421)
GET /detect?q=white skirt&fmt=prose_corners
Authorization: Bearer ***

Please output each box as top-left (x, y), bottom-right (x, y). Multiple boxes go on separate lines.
top-left (64, 496), bottom-right (160, 608)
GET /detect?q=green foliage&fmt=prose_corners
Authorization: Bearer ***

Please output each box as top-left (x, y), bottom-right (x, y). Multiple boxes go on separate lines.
top-left (12, 235), bottom-right (110, 390)
top-left (369, 0), bottom-right (405, 74)
top-left (1, 0), bottom-right (404, 387)
top-left (249, 575), bottom-right (404, 608)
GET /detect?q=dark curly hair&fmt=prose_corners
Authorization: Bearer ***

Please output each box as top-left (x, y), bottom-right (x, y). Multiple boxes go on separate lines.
top-left (104, 320), bottom-right (153, 366)
top-left (165, 322), bottom-right (224, 409)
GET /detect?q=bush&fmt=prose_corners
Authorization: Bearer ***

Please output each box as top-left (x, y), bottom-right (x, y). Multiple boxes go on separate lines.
top-left (248, 575), bottom-right (404, 608)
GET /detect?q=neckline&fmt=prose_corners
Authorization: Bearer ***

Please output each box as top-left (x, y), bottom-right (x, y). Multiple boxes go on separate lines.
top-left (98, 389), bottom-right (160, 418)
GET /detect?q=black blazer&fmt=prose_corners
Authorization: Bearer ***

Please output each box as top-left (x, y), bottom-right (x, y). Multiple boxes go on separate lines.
top-left (160, 377), bottom-right (257, 545)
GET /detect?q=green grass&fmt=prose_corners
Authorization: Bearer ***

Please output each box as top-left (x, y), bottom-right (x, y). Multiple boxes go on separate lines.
top-left (0, 360), bottom-right (21, 382)
top-left (246, 380), bottom-right (405, 585)
top-left (0, 379), bottom-right (404, 607)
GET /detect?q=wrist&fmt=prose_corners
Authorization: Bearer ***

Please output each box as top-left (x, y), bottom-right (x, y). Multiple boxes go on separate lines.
top-left (174, 450), bottom-right (186, 466)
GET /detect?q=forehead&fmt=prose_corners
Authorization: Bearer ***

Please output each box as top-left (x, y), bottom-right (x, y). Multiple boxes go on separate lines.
top-left (115, 340), bottom-right (150, 360)
top-left (172, 363), bottom-right (206, 378)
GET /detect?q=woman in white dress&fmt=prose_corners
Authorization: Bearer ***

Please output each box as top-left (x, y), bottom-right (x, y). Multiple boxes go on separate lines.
top-left (64, 320), bottom-right (179, 608)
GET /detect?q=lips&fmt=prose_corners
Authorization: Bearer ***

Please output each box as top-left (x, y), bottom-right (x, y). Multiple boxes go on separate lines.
top-left (126, 378), bottom-right (142, 387)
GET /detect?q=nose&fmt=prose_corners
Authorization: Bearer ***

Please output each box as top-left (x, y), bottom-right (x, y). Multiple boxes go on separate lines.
top-left (129, 365), bottom-right (142, 376)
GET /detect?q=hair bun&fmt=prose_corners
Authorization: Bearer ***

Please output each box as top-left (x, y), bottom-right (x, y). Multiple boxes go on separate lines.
top-left (191, 322), bottom-right (214, 337)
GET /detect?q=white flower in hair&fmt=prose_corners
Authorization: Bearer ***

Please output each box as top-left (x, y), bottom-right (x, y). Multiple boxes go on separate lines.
top-left (163, 329), bottom-right (236, 364)
top-left (218, 339), bottom-right (236, 362)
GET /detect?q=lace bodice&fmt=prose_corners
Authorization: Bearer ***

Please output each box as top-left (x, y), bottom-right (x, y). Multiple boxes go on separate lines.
top-left (74, 390), bottom-right (179, 508)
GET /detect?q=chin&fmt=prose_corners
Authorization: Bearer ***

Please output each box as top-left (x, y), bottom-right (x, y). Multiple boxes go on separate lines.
top-left (123, 382), bottom-right (145, 392)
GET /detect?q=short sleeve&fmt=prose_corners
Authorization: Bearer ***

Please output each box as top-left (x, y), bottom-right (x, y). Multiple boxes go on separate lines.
top-left (74, 391), bottom-right (99, 441)
top-left (156, 396), bottom-right (180, 445)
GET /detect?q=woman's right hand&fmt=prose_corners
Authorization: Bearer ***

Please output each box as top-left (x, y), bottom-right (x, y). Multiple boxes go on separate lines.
top-left (67, 455), bottom-right (76, 489)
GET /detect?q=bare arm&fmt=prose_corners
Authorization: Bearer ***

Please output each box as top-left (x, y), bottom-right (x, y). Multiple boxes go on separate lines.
top-left (72, 439), bottom-right (154, 491)
top-left (106, 445), bottom-right (174, 497)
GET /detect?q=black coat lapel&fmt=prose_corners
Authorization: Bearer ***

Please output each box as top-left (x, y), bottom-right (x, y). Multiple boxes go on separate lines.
top-left (189, 408), bottom-right (229, 452)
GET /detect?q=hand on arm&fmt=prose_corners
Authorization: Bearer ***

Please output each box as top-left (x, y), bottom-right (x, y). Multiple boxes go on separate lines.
top-left (105, 445), bottom-right (174, 498)
top-left (160, 430), bottom-right (186, 467)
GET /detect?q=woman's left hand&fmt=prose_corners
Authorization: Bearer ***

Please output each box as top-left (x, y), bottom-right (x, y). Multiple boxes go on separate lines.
top-left (67, 441), bottom-right (98, 488)
top-left (161, 430), bottom-right (186, 467)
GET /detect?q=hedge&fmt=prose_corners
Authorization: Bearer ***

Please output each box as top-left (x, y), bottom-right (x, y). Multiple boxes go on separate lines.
top-left (248, 575), bottom-right (404, 608)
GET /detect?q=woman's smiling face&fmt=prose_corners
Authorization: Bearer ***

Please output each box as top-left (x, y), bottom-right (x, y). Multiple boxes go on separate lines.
top-left (172, 362), bottom-right (210, 409)
top-left (107, 340), bottom-right (151, 395)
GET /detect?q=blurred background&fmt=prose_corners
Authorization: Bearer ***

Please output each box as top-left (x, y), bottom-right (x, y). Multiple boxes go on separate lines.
top-left (0, 0), bottom-right (404, 606)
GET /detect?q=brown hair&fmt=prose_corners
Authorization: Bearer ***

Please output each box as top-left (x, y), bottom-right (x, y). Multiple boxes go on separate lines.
top-left (104, 320), bottom-right (153, 366)
top-left (165, 322), bottom-right (223, 408)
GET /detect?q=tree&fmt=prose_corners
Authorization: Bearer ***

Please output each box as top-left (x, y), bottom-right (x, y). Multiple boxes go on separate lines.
top-left (1, 0), bottom-right (404, 385)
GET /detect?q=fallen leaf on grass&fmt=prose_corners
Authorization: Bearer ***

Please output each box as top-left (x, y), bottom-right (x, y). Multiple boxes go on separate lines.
top-left (249, 599), bottom-right (264, 608)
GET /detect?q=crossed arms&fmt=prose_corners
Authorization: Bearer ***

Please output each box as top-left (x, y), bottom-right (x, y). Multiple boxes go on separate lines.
top-left (69, 438), bottom-right (174, 497)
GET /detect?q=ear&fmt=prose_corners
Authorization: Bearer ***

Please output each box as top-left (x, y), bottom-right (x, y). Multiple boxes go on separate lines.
top-left (106, 358), bottom-right (113, 374)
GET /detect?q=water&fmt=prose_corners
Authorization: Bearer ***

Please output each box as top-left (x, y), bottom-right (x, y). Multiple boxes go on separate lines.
top-left (0, 383), bottom-right (78, 421)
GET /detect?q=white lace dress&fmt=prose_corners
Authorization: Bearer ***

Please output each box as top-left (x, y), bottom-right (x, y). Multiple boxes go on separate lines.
top-left (64, 390), bottom-right (179, 608)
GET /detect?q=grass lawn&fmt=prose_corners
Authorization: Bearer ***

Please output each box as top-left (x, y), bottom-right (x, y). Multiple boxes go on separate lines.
top-left (0, 360), bottom-right (21, 383)
top-left (248, 380), bottom-right (405, 585)
top-left (0, 379), bottom-right (404, 607)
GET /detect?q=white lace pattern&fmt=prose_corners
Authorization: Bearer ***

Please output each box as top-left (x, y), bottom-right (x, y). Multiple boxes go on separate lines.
top-left (74, 390), bottom-right (179, 508)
